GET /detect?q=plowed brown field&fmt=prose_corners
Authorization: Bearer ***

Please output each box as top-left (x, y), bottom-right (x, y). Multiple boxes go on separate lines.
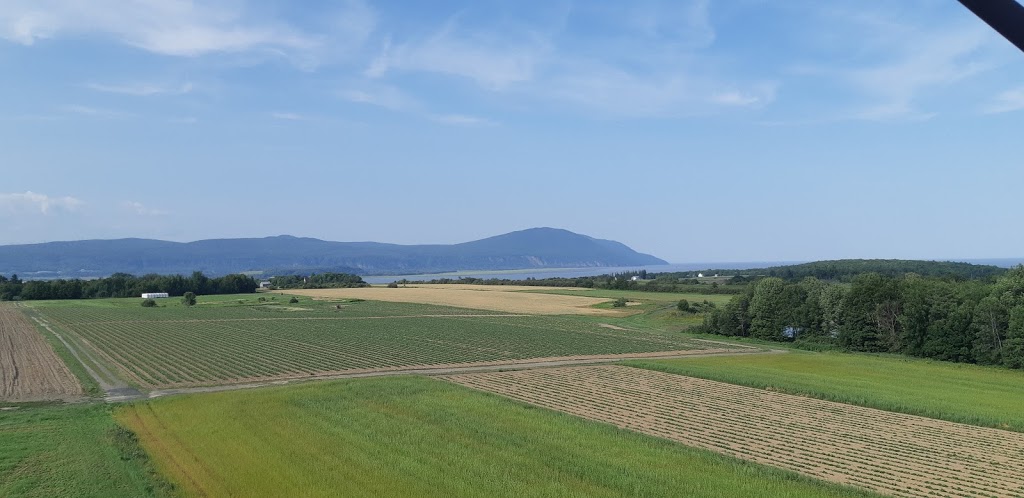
top-left (279, 285), bottom-right (621, 315)
top-left (445, 365), bottom-right (1024, 498)
top-left (0, 304), bottom-right (81, 402)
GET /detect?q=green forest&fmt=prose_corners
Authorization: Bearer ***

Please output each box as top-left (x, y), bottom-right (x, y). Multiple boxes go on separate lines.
top-left (0, 272), bottom-right (258, 301)
top-left (269, 273), bottom-right (369, 289)
top-left (700, 266), bottom-right (1024, 368)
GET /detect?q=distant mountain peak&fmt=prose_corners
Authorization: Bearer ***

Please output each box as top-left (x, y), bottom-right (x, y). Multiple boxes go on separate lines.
top-left (0, 228), bottom-right (667, 278)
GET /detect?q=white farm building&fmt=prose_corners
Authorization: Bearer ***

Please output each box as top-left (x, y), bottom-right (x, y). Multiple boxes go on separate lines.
top-left (141, 292), bottom-right (170, 299)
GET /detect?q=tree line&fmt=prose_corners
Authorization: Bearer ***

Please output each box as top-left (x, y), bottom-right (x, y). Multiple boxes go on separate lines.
top-left (415, 273), bottom-right (744, 294)
top-left (699, 267), bottom-right (1024, 368)
top-left (693, 259), bottom-right (1006, 282)
top-left (269, 273), bottom-right (368, 289)
top-left (0, 272), bottom-right (258, 301)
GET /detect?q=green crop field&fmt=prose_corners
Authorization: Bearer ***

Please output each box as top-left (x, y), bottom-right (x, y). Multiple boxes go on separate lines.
top-left (27, 296), bottom-right (730, 389)
top-left (0, 404), bottom-right (171, 497)
top-left (626, 351), bottom-right (1024, 432)
top-left (116, 376), bottom-right (875, 498)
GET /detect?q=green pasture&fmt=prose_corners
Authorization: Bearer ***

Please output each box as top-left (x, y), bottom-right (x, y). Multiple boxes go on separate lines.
top-left (0, 404), bottom-right (171, 497)
top-left (116, 376), bottom-right (875, 498)
top-left (626, 351), bottom-right (1024, 432)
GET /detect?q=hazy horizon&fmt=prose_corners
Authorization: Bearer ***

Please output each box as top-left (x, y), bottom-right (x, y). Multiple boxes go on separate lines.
top-left (2, 1), bottom-right (1022, 263)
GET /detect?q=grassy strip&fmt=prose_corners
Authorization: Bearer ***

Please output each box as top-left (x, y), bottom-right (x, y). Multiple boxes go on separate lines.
top-left (116, 376), bottom-right (875, 497)
top-left (625, 351), bottom-right (1024, 432)
top-left (0, 403), bottom-right (174, 497)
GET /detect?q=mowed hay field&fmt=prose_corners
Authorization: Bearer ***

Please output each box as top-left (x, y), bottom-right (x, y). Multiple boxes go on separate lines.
top-left (279, 285), bottom-right (623, 315)
top-left (27, 296), bottom-right (740, 389)
top-left (626, 352), bottom-right (1024, 432)
top-left (116, 376), bottom-right (874, 498)
top-left (0, 304), bottom-right (81, 402)
top-left (446, 366), bottom-right (1024, 498)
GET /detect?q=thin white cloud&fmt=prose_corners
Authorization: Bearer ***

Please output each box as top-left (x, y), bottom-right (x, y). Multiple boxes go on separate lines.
top-left (340, 83), bottom-right (418, 111)
top-left (0, 0), bottom-right (331, 62)
top-left (359, 1), bottom-right (775, 118)
top-left (795, 5), bottom-right (997, 122)
top-left (983, 86), bottom-right (1024, 114)
top-left (59, 104), bottom-right (132, 119)
top-left (123, 201), bottom-right (169, 217)
top-left (366, 24), bottom-right (546, 90)
top-left (85, 81), bottom-right (194, 96)
top-left (430, 114), bottom-right (497, 127)
top-left (0, 191), bottom-right (82, 215)
top-left (712, 92), bottom-right (759, 107)
top-left (621, 0), bottom-right (715, 48)
top-left (270, 112), bottom-right (307, 121)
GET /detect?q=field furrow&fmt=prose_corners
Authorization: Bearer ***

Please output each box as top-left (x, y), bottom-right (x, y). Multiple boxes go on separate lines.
top-left (29, 298), bottom-right (750, 389)
top-left (444, 365), bottom-right (1024, 498)
top-left (0, 304), bottom-right (82, 401)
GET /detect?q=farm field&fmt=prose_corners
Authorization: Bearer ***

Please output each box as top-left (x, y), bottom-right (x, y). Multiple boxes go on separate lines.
top-left (116, 375), bottom-right (874, 498)
top-left (446, 365), bottom-right (1024, 498)
top-left (27, 296), bottom-right (744, 389)
top-left (625, 351), bottom-right (1024, 432)
top-left (521, 287), bottom-right (735, 306)
top-left (0, 403), bottom-right (171, 497)
top-left (278, 285), bottom-right (622, 315)
top-left (0, 304), bottom-right (81, 402)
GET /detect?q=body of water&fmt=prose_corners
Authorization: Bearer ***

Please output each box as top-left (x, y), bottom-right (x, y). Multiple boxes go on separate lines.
top-left (361, 262), bottom-right (798, 285)
top-left (362, 258), bottom-right (1024, 284)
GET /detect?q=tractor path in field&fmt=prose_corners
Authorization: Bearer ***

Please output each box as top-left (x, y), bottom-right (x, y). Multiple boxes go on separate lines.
top-left (138, 344), bottom-right (780, 401)
top-left (22, 305), bottom-right (143, 403)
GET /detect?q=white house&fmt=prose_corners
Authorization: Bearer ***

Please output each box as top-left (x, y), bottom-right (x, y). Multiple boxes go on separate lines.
top-left (141, 292), bottom-right (169, 299)
top-left (697, 273), bottom-right (704, 278)
top-left (259, 281), bottom-right (272, 289)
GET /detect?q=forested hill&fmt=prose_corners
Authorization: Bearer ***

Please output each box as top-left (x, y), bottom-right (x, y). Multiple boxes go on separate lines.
top-left (0, 228), bottom-right (667, 278)
top-left (701, 259), bottom-right (1007, 282)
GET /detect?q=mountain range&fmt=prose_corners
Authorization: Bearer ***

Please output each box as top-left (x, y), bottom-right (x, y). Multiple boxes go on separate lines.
top-left (0, 228), bottom-right (667, 278)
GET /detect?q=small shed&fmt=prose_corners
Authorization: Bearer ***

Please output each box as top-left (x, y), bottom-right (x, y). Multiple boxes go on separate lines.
top-left (141, 292), bottom-right (170, 299)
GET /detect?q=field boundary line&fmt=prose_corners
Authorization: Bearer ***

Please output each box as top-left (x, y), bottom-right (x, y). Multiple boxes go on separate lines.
top-left (22, 306), bottom-right (143, 402)
top-left (62, 314), bottom-right (533, 325)
top-left (142, 348), bottom-right (782, 400)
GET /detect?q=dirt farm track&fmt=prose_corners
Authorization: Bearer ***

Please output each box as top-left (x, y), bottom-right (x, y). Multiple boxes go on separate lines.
top-left (0, 304), bottom-right (81, 402)
top-left (446, 365), bottom-right (1024, 498)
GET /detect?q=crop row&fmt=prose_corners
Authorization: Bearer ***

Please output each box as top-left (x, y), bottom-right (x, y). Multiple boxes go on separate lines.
top-left (34, 299), bottom-right (509, 325)
top-left (445, 365), bottom-right (1024, 498)
top-left (42, 311), bottom-right (725, 388)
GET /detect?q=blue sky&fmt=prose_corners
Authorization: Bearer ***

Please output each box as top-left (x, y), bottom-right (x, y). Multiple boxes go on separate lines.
top-left (1, 0), bottom-right (1022, 263)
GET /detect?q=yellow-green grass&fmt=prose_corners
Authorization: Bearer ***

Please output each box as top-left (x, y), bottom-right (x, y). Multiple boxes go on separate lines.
top-left (0, 404), bottom-right (172, 497)
top-left (626, 351), bottom-right (1024, 432)
top-left (116, 376), bottom-right (875, 498)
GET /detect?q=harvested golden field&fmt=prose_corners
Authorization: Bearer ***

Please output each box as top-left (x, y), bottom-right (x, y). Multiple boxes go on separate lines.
top-left (0, 304), bottom-right (81, 402)
top-left (279, 285), bottom-right (622, 315)
top-left (445, 365), bottom-right (1024, 498)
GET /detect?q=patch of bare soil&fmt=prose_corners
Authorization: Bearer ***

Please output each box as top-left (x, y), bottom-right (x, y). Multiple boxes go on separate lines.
top-left (279, 286), bottom-right (623, 316)
top-left (0, 304), bottom-right (82, 402)
top-left (444, 365), bottom-right (1024, 498)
